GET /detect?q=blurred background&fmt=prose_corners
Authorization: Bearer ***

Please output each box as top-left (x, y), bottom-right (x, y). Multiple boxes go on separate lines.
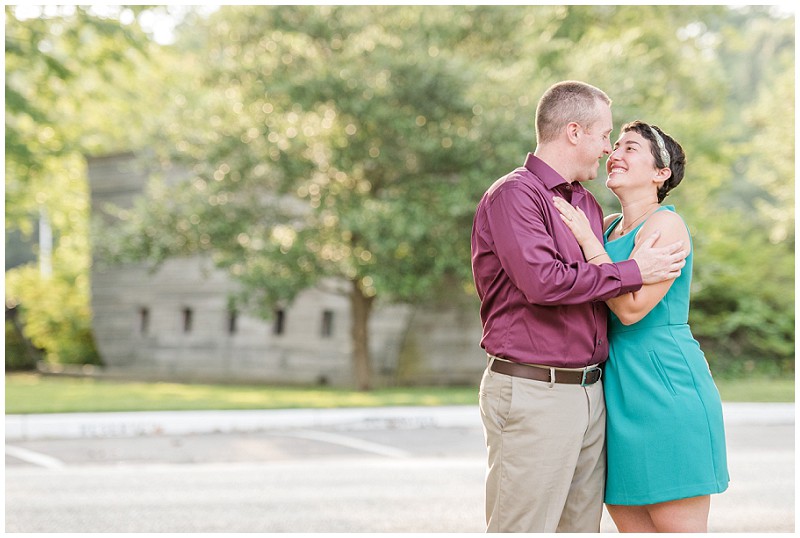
top-left (5, 5), bottom-right (794, 402)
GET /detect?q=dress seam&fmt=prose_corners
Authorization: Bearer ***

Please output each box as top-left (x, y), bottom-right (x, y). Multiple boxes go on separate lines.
top-left (669, 324), bottom-right (723, 491)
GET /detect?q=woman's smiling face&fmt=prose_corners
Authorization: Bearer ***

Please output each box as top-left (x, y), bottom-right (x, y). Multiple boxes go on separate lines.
top-left (605, 130), bottom-right (659, 192)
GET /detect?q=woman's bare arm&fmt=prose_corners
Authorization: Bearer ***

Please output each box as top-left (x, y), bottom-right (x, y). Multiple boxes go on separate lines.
top-left (553, 198), bottom-right (689, 325)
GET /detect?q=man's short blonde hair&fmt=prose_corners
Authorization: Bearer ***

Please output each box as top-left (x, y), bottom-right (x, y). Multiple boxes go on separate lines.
top-left (535, 81), bottom-right (612, 145)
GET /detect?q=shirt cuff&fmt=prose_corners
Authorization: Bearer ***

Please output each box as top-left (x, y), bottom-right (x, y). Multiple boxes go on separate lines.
top-left (616, 258), bottom-right (644, 294)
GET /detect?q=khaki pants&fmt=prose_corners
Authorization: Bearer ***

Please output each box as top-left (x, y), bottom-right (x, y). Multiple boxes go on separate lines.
top-left (479, 361), bottom-right (606, 532)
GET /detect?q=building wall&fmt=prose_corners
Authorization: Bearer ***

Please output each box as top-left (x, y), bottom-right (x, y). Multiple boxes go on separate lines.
top-left (87, 152), bottom-right (486, 387)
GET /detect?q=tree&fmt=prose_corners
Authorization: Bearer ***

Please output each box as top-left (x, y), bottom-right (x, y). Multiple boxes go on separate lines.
top-left (4, 5), bottom-right (162, 366)
top-left (96, 5), bottom-right (794, 385)
top-left (546, 5), bottom-right (795, 374)
top-left (96, 7), bottom-right (488, 389)
top-left (682, 7), bottom-right (795, 374)
top-left (101, 6), bottom-right (511, 390)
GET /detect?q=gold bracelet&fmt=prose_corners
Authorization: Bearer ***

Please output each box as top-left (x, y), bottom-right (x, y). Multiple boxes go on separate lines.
top-left (586, 252), bottom-right (605, 262)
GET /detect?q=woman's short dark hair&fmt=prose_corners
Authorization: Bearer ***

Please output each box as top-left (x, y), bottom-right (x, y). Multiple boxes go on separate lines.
top-left (621, 120), bottom-right (686, 203)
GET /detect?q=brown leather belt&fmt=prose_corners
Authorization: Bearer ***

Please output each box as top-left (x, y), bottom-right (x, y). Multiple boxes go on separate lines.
top-left (490, 358), bottom-right (602, 386)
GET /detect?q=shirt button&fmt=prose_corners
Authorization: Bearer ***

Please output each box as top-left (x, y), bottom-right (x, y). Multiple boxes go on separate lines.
top-left (597, 338), bottom-right (603, 345)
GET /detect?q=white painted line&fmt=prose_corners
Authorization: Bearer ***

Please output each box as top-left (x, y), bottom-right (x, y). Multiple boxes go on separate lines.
top-left (6, 445), bottom-right (66, 469)
top-left (285, 430), bottom-right (411, 458)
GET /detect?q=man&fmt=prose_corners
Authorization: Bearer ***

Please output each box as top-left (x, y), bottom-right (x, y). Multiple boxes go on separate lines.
top-left (470, 80), bottom-right (687, 532)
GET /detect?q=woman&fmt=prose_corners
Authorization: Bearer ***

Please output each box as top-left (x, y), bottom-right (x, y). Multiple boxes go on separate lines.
top-left (553, 121), bottom-right (729, 532)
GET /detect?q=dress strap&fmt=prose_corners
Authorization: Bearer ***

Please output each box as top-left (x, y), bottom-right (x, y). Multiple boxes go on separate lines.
top-left (604, 214), bottom-right (624, 241)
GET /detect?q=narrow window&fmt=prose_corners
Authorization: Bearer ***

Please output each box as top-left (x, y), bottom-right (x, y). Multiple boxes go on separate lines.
top-left (273, 309), bottom-right (285, 336)
top-left (182, 307), bottom-right (193, 333)
top-left (228, 309), bottom-right (238, 335)
top-left (139, 307), bottom-right (149, 335)
top-left (321, 309), bottom-right (334, 338)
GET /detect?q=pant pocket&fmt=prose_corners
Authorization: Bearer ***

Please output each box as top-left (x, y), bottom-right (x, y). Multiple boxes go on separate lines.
top-left (479, 369), bottom-right (513, 431)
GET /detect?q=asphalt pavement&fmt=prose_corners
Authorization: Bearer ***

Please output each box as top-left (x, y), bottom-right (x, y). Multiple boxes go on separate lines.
top-left (5, 402), bottom-right (795, 533)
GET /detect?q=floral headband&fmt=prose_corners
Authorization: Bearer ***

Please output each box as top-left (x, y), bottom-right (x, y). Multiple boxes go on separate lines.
top-left (649, 125), bottom-right (671, 168)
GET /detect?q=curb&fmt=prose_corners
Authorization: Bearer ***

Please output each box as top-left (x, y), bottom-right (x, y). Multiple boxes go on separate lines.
top-left (5, 403), bottom-right (794, 442)
top-left (6, 405), bottom-right (478, 441)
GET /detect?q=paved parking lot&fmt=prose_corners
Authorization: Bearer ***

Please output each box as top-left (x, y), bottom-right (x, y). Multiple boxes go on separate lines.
top-left (5, 404), bottom-right (795, 532)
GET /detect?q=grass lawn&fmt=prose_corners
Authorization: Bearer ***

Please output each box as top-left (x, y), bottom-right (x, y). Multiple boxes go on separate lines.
top-left (4, 372), bottom-right (794, 415)
top-left (4, 373), bottom-right (479, 414)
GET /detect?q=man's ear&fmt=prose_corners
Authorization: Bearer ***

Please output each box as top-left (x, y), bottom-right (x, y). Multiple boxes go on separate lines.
top-left (566, 122), bottom-right (581, 145)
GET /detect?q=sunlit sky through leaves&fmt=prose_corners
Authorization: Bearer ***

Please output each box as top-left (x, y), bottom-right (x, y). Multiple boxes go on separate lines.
top-left (10, 5), bottom-right (221, 45)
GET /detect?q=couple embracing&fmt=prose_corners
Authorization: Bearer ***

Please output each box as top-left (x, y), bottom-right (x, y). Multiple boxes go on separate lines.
top-left (471, 81), bottom-right (729, 533)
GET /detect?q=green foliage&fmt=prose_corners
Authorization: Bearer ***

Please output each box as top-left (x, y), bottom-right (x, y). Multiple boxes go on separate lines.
top-left (105, 6), bottom-right (505, 315)
top-left (5, 5), bottom-right (155, 227)
top-left (5, 262), bottom-right (101, 366)
top-left (9, 5), bottom-right (794, 378)
top-left (690, 208), bottom-right (794, 376)
top-left (5, 6), bottom-right (163, 367)
top-left (5, 319), bottom-right (41, 371)
top-left (573, 5), bottom-right (795, 372)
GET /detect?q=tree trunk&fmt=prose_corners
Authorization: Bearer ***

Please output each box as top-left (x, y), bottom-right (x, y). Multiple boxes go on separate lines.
top-left (350, 278), bottom-right (375, 391)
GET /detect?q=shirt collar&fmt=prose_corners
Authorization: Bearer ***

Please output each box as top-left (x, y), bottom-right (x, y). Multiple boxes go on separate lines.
top-left (524, 153), bottom-right (587, 203)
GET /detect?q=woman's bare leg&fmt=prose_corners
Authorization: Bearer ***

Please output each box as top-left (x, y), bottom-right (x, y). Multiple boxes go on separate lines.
top-left (607, 495), bottom-right (710, 533)
top-left (606, 504), bottom-right (658, 533)
top-left (648, 495), bottom-right (710, 532)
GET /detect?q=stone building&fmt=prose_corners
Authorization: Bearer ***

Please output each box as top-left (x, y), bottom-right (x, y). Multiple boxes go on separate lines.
top-left (87, 152), bottom-right (486, 387)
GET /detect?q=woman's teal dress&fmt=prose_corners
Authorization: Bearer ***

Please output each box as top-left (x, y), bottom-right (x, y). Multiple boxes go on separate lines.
top-left (602, 205), bottom-right (729, 505)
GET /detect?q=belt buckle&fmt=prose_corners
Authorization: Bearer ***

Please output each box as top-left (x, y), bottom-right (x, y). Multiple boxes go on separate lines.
top-left (580, 366), bottom-right (601, 387)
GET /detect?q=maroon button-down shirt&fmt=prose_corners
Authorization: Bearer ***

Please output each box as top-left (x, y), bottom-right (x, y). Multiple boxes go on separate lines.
top-left (471, 154), bottom-right (643, 368)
